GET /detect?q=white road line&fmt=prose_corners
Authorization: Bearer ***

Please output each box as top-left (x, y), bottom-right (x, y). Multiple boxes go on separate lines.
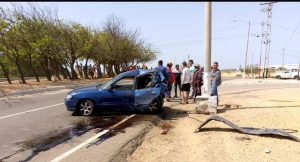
top-left (0, 103), bottom-right (64, 120)
top-left (50, 114), bottom-right (136, 162)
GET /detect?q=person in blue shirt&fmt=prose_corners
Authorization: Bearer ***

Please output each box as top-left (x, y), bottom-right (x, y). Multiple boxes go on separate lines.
top-left (155, 60), bottom-right (169, 83)
top-left (211, 61), bottom-right (222, 105)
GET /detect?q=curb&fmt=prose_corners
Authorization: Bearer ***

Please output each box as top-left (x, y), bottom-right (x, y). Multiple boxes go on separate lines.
top-left (110, 115), bottom-right (161, 162)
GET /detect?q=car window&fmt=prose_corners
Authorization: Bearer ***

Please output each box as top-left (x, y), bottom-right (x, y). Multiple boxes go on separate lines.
top-left (113, 77), bottom-right (135, 91)
top-left (137, 73), bottom-right (154, 89)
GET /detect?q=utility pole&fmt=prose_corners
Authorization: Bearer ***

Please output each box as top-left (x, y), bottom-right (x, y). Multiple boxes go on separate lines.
top-left (203, 2), bottom-right (212, 97)
top-left (251, 51), bottom-right (254, 77)
top-left (243, 21), bottom-right (251, 79)
top-left (258, 22), bottom-right (265, 78)
top-left (298, 58), bottom-right (300, 81)
top-left (282, 48), bottom-right (285, 68)
top-left (261, 1), bottom-right (277, 79)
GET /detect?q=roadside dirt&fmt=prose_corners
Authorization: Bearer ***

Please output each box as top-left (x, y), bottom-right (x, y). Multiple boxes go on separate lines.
top-left (127, 87), bottom-right (300, 162)
top-left (0, 78), bottom-right (110, 94)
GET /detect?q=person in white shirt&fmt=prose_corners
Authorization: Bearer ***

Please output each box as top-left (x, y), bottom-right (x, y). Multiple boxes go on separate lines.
top-left (181, 61), bottom-right (191, 104)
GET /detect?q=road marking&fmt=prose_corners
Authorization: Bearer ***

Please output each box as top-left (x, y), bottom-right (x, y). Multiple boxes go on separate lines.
top-left (50, 114), bottom-right (136, 162)
top-left (0, 103), bottom-right (64, 120)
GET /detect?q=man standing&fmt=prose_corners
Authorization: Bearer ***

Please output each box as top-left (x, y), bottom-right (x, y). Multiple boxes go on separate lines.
top-left (166, 62), bottom-right (175, 102)
top-left (181, 61), bottom-right (191, 104)
top-left (172, 64), bottom-right (181, 98)
top-left (211, 62), bottom-right (222, 105)
top-left (155, 60), bottom-right (170, 101)
top-left (188, 59), bottom-right (196, 98)
top-left (192, 64), bottom-right (203, 102)
top-left (155, 60), bottom-right (169, 83)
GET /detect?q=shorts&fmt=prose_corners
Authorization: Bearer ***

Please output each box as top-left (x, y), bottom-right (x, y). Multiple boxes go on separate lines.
top-left (181, 83), bottom-right (191, 92)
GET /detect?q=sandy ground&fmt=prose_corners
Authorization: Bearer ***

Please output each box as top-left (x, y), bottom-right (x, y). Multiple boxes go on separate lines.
top-left (0, 78), bottom-right (110, 94)
top-left (127, 85), bottom-right (300, 162)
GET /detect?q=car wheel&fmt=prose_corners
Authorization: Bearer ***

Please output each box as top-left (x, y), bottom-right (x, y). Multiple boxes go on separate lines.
top-left (294, 75), bottom-right (299, 79)
top-left (149, 98), bottom-right (162, 114)
top-left (158, 96), bottom-right (164, 108)
top-left (276, 75), bottom-right (281, 79)
top-left (77, 100), bottom-right (94, 116)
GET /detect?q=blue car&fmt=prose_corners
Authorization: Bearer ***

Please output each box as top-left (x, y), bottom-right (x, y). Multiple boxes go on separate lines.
top-left (65, 69), bottom-right (167, 116)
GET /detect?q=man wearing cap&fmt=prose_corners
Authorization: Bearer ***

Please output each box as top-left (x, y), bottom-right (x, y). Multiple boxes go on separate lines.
top-left (211, 61), bottom-right (222, 105)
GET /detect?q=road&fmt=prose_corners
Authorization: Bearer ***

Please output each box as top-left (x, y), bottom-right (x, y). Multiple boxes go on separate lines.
top-left (0, 78), bottom-right (299, 161)
top-left (0, 89), bottom-right (129, 161)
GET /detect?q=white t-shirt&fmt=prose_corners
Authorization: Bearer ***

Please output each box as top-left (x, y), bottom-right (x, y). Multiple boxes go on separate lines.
top-left (181, 67), bottom-right (191, 85)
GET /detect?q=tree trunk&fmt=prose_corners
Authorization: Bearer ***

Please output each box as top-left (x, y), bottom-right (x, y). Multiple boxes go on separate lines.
top-left (39, 58), bottom-right (52, 81)
top-left (70, 63), bottom-right (78, 80)
top-left (106, 64), bottom-right (114, 77)
top-left (28, 56), bottom-right (40, 82)
top-left (53, 61), bottom-right (61, 81)
top-left (114, 64), bottom-right (121, 74)
top-left (103, 63), bottom-right (106, 76)
top-left (97, 63), bottom-right (102, 78)
top-left (60, 65), bottom-right (68, 79)
top-left (62, 64), bottom-right (71, 79)
top-left (0, 62), bottom-right (12, 84)
top-left (15, 58), bottom-right (26, 84)
top-left (84, 59), bottom-right (90, 79)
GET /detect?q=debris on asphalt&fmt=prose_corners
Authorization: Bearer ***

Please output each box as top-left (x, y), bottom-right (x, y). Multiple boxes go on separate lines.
top-left (194, 115), bottom-right (300, 142)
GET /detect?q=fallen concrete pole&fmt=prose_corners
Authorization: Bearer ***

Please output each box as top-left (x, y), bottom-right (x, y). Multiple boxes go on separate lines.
top-left (194, 115), bottom-right (300, 142)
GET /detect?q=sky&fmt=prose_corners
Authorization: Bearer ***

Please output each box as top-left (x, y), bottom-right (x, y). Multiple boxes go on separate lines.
top-left (1, 2), bottom-right (300, 69)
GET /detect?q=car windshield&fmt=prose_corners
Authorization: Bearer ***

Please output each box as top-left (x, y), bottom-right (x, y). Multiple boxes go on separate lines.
top-left (97, 75), bottom-right (122, 90)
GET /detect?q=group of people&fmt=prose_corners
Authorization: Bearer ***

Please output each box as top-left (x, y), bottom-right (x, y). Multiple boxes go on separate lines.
top-left (155, 59), bottom-right (221, 105)
top-left (75, 64), bottom-right (102, 79)
top-left (123, 64), bottom-right (149, 72)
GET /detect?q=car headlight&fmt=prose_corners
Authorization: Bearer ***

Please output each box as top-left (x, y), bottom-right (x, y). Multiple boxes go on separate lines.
top-left (66, 94), bottom-right (73, 99)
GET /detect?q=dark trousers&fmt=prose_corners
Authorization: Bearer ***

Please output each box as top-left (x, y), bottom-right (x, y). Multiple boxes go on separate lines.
top-left (174, 81), bottom-right (181, 97)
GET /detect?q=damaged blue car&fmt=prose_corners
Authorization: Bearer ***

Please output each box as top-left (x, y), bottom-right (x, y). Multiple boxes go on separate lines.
top-left (65, 69), bottom-right (167, 116)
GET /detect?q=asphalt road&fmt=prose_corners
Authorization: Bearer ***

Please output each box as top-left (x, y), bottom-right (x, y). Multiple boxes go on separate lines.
top-left (0, 78), bottom-right (299, 161)
top-left (0, 89), bottom-right (129, 161)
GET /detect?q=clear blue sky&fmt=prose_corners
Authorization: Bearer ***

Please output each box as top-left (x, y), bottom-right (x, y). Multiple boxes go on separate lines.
top-left (2, 2), bottom-right (300, 69)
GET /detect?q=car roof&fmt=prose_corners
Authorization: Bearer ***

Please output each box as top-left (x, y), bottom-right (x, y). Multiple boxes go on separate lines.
top-left (119, 69), bottom-right (155, 77)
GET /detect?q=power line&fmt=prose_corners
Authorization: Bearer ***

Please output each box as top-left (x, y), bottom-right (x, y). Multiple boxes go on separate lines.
top-left (284, 21), bottom-right (300, 48)
top-left (154, 24), bottom-right (261, 44)
top-left (157, 33), bottom-right (248, 46)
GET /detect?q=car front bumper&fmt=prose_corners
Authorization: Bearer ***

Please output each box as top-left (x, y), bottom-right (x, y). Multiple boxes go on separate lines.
top-left (64, 98), bottom-right (78, 111)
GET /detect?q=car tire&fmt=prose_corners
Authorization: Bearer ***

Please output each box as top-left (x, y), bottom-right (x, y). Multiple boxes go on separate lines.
top-left (149, 98), bottom-right (162, 114)
top-left (294, 75), bottom-right (299, 79)
top-left (77, 99), bottom-right (94, 116)
top-left (276, 75), bottom-right (281, 79)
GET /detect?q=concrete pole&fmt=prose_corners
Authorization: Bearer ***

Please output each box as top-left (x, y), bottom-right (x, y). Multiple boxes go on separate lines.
top-left (203, 2), bottom-right (212, 97)
top-left (258, 22), bottom-right (264, 78)
top-left (243, 21), bottom-right (251, 79)
top-left (282, 48), bottom-right (285, 68)
top-left (251, 52), bottom-right (253, 77)
top-left (298, 59), bottom-right (300, 81)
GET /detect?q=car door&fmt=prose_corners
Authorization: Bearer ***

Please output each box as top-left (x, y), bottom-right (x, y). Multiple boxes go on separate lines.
top-left (100, 76), bottom-right (135, 112)
top-left (134, 72), bottom-right (162, 111)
